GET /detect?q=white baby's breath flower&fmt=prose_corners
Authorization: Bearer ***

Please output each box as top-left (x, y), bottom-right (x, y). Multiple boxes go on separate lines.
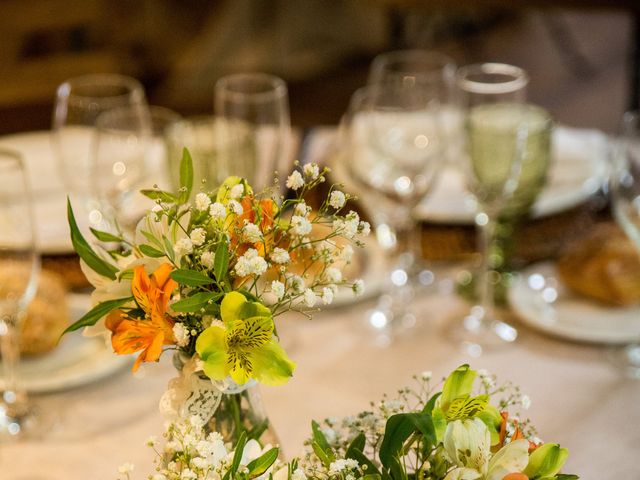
top-left (190, 227), bottom-right (206, 246)
top-left (181, 468), bottom-right (197, 480)
top-left (174, 238), bottom-right (193, 256)
top-left (353, 279), bottom-right (365, 296)
top-left (195, 193), bottom-right (211, 211)
top-left (325, 267), bottom-right (342, 283)
top-left (172, 323), bottom-right (190, 347)
top-left (229, 183), bottom-right (244, 199)
top-left (291, 468), bottom-right (307, 480)
top-left (329, 459), bottom-right (359, 475)
top-left (294, 201), bottom-right (310, 217)
top-left (209, 202), bottom-right (227, 220)
top-left (270, 247), bottom-right (290, 264)
top-left (286, 170), bottom-right (304, 190)
top-left (291, 215), bottom-right (312, 236)
top-left (151, 474), bottom-right (167, 480)
top-left (201, 251), bottom-right (215, 269)
top-left (329, 190), bottom-right (346, 209)
top-left (303, 288), bottom-right (317, 307)
top-left (359, 221), bottom-right (371, 236)
top-left (340, 244), bottom-right (354, 262)
top-left (228, 200), bottom-right (244, 215)
top-left (303, 163), bottom-right (320, 180)
top-left (146, 435), bottom-right (158, 447)
top-left (234, 248), bottom-right (267, 277)
top-left (288, 275), bottom-right (305, 294)
top-left (271, 280), bottom-right (285, 300)
top-left (421, 371), bottom-right (433, 381)
top-left (521, 395), bottom-right (531, 410)
top-left (333, 212), bottom-right (360, 239)
top-left (118, 463), bottom-right (134, 474)
top-left (242, 222), bottom-right (262, 243)
top-left (321, 287), bottom-right (334, 305)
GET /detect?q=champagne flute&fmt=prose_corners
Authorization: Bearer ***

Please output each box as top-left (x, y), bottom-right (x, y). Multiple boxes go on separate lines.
top-left (52, 74), bottom-right (148, 223)
top-left (91, 105), bottom-right (181, 233)
top-left (214, 73), bottom-right (291, 191)
top-left (455, 63), bottom-right (531, 353)
top-left (0, 149), bottom-right (40, 438)
top-left (345, 82), bottom-right (444, 335)
top-left (609, 110), bottom-right (640, 378)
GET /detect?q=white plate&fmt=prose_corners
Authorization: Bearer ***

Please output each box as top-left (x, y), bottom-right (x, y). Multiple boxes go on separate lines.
top-left (328, 126), bottom-right (608, 225)
top-left (0, 294), bottom-right (131, 393)
top-left (508, 262), bottom-right (640, 344)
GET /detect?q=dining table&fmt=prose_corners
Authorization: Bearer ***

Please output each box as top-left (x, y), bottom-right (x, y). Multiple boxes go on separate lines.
top-left (1, 127), bottom-right (639, 480)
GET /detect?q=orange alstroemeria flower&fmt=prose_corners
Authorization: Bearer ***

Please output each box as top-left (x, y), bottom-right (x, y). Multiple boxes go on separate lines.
top-left (230, 196), bottom-right (278, 256)
top-left (502, 474), bottom-right (528, 480)
top-left (498, 411), bottom-right (539, 453)
top-left (108, 263), bottom-right (177, 371)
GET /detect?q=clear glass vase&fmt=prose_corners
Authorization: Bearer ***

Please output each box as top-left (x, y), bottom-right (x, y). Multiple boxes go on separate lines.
top-left (169, 352), bottom-right (279, 447)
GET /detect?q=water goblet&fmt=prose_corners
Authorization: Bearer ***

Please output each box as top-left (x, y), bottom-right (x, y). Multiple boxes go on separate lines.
top-left (0, 149), bottom-right (40, 439)
top-left (609, 110), bottom-right (640, 378)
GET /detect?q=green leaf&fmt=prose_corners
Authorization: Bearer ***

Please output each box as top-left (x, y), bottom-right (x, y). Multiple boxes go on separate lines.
top-left (311, 420), bottom-right (335, 462)
top-left (554, 475), bottom-right (579, 480)
top-left (67, 198), bottom-right (118, 280)
top-left (170, 291), bottom-right (222, 312)
top-left (228, 431), bottom-right (247, 479)
top-left (388, 456), bottom-right (405, 480)
top-left (214, 238), bottom-right (229, 282)
top-left (170, 269), bottom-right (213, 287)
top-left (62, 296), bottom-right (133, 335)
top-left (422, 392), bottom-right (441, 414)
top-left (140, 229), bottom-right (163, 248)
top-left (311, 441), bottom-right (332, 468)
top-left (90, 228), bottom-right (124, 243)
top-left (346, 432), bottom-right (366, 456)
top-left (162, 235), bottom-right (175, 262)
top-left (362, 475), bottom-right (382, 480)
top-left (346, 447), bottom-right (380, 476)
top-left (379, 414), bottom-right (417, 469)
top-left (179, 148), bottom-right (194, 203)
top-left (140, 189), bottom-right (177, 203)
top-left (139, 244), bottom-right (166, 258)
top-left (246, 447), bottom-right (279, 479)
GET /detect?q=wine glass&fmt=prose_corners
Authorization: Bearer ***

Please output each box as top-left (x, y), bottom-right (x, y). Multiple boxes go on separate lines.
top-left (344, 81), bottom-right (445, 336)
top-left (214, 73), bottom-right (291, 191)
top-left (52, 74), bottom-right (148, 221)
top-left (91, 105), bottom-right (181, 233)
top-left (0, 149), bottom-right (40, 438)
top-left (455, 63), bottom-right (534, 353)
top-left (609, 110), bottom-right (640, 378)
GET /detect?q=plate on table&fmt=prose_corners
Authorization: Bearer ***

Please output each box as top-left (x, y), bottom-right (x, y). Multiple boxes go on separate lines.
top-left (508, 262), bottom-right (640, 344)
top-left (329, 125), bottom-right (608, 225)
top-left (0, 294), bottom-right (131, 393)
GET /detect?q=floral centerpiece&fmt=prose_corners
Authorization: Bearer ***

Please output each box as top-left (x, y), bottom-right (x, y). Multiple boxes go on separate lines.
top-left (117, 364), bottom-right (578, 480)
top-left (65, 149), bottom-right (369, 443)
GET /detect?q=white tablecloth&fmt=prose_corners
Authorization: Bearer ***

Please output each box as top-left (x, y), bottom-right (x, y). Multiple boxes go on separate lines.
top-left (4, 283), bottom-right (639, 480)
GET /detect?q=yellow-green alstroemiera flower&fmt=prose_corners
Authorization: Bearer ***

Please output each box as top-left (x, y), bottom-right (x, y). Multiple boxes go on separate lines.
top-left (195, 291), bottom-right (296, 386)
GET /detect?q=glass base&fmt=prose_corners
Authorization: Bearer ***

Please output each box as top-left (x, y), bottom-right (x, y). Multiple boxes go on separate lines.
top-left (607, 344), bottom-right (640, 379)
top-left (0, 402), bottom-right (42, 440)
top-left (447, 305), bottom-right (518, 357)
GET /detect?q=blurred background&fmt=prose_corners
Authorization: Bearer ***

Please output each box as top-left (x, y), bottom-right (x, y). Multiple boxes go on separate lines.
top-left (0, 0), bottom-right (637, 134)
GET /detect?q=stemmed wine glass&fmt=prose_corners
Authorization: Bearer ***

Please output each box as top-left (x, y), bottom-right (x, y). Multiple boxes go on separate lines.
top-left (214, 73), bottom-right (291, 191)
top-left (0, 150), bottom-right (40, 438)
top-left (609, 110), bottom-right (640, 378)
top-left (52, 74), bottom-right (148, 224)
top-left (344, 80), bottom-right (445, 335)
top-left (455, 63), bottom-right (534, 353)
top-left (91, 105), bottom-right (181, 233)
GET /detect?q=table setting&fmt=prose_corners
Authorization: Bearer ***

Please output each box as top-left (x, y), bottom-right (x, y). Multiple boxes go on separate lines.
top-left (0, 50), bottom-right (639, 480)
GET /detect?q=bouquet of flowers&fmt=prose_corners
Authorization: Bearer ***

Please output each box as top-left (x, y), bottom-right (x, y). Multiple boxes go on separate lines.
top-left (65, 148), bottom-right (369, 440)
top-left (117, 364), bottom-right (578, 480)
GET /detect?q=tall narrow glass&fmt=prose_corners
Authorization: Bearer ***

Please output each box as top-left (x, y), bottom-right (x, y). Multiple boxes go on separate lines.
top-left (0, 150), bottom-right (40, 439)
top-left (609, 110), bottom-right (640, 378)
top-left (214, 73), bottom-right (291, 191)
top-left (455, 63), bottom-right (530, 353)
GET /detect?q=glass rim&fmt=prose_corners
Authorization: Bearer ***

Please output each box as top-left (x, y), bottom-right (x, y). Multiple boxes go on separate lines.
top-left (56, 73), bottom-right (145, 103)
top-left (456, 63), bottom-right (529, 95)
top-left (215, 73), bottom-right (288, 103)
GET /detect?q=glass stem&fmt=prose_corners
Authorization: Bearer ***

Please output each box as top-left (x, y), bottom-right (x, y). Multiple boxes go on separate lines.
top-left (0, 310), bottom-right (26, 414)
top-left (477, 215), bottom-right (497, 327)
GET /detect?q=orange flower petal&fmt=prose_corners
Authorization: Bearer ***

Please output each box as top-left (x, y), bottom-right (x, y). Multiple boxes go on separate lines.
top-left (502, 474), bottom-right (528, 480)
top-left (132, 265), bottom-right (152, 313)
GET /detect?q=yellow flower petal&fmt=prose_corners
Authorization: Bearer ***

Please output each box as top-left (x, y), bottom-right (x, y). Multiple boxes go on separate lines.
top-left (250, 340), bottom-right (296, 386)
top-left (196, 325), bottom-right (228, 380)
